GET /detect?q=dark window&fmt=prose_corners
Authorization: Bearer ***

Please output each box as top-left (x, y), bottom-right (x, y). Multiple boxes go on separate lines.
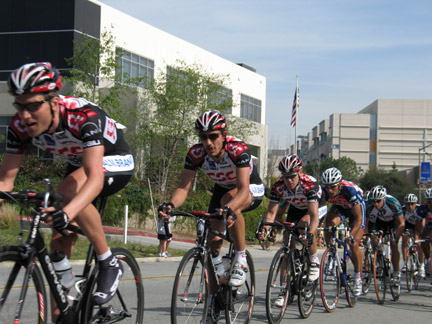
top-left (116, 48), bottom-right (154, 88)
top-left (240, 94), bottom-right (261, 123)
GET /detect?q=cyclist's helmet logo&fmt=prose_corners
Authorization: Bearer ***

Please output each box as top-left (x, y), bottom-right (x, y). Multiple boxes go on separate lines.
top-left (195, 110), bottom-right (227, 133)
top-left (278, 154), bottom-right (303, 174)
top-left (321, 167), bottom-right (342, 185)
top-left (369, 185), bottom-right (387, 200)
top-left (403, 193), bottom-right (418, 203)
top-left (425, 188), bottom-right (432, 200)
top-left (8, 62), bottom-right (62, 96)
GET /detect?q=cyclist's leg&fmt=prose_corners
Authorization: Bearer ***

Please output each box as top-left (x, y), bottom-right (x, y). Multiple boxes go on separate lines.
top-left (324, 207), bottom-right (342, 245)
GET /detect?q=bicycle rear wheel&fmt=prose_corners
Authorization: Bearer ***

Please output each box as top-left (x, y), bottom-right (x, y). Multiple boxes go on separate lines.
top-left (373, 251), bottom-right (387, 304)
top-left (297, 255), bottom-right (317, 318)
top-left (265, 248), bottom-right (292, 324)
top-left (225, 250), bottom-right (255, 324)
top-left (361, 248), bottom-right (373, 295)
top-left (344, 252), bottom-right (357, 307)
top-left (81, 247), bottom-right (144, 324)
top-left (319, 247), bottom-right (340, 313)
top-left (171, 248), bottom-right (208, 324)
top-left (0, 245), bottom-right (47, 324)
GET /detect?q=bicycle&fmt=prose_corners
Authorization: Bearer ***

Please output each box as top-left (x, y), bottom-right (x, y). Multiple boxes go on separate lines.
top-left (319, 224), bottom-right (358, 313)
top-left (256, 215), bottom-right (273, 251)
top-left (404, 230), bottom-right (420, 292)
top-left (372, 229), bottom-right (400, 304)
top-left (0, 178), bottom-right (144, 323)
top-left (361, 233), bottom-right (374, 295)
top-left (260, 220), bottom-right (317, 322)
top-left (170, 210), bottom-right (255, 324)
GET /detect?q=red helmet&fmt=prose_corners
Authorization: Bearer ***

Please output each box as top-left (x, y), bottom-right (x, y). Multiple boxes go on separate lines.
top-left (195, 110), bottom-right (227, 133)
top-left (278, 154), bottom-right (303, 174)
top-left (8, 62), bottom-right (62, 96)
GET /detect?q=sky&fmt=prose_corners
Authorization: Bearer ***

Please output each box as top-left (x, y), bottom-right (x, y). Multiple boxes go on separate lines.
top-left (98, 0), bottom-right (432, 149)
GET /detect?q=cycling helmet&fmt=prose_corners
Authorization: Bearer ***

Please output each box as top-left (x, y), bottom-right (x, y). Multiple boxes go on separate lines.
top-left (195, 110), bottom-right (227, 133)
top-left (278, 154), bottom-right (303, 174)
top-left (403, 193), bottom-right (418, 203)
top-left (425, 188), bottom-right (432, 200)
top-left (8, 62), bottom-right (62, 96)
top-left (321, 167), bottom-right (343, 185)
top-left (369, 185), bottom-right (387, 200)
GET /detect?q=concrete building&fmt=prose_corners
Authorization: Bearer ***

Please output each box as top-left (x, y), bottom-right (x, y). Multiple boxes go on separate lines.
top-left (0, 0), bottom-right (268, 176)
top-left (295, 99), bottom-right (432, 179)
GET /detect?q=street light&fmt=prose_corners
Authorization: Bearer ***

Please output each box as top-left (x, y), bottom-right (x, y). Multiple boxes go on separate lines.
top-left (418, 142), bottom-right (432, 202)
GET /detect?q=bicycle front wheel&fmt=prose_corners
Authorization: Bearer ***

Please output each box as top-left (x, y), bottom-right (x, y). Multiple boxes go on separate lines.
top-left (81, 247), bottom-right (144, 324)
top-left (373, 251), bottom-right (387, 304)
top-left (225, 250), bottom-right (255, 324)
top-left (361, 248), bottom-right (373, 295)
top-left (171, 248), bottom-right (208, 324)
top-left (0, 245), bottom-right (47, 324)
top-left (344, 252), bottom-right (358, 308)
top-left (265, 248), bottom-right (292, 324)
top-left (297, 256), bottom-right (317, 318)
top-left (319, 247), bottom-right (340, 313)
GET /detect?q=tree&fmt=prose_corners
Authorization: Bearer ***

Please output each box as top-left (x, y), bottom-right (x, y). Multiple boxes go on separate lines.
top-left (140, 60), bottom-right (258, 199)
top-left (304, 156), bottom-right (361, 183)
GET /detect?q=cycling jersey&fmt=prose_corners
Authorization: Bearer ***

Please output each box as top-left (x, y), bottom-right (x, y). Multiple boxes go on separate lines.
top-left (366, 195), bottom-right (403, 223)
top-left (6, 95), bottom-right (132, 172)
top-left (323, 180), bottom-right (364, 209)
top-left (402, 204), bottom-right (422, 226)
top-left (416, 204), bottom-right (432, 226)
top-left (184, 136), bottom-right (262, 190)
top-left (270, 173), bottom-right (323, 210)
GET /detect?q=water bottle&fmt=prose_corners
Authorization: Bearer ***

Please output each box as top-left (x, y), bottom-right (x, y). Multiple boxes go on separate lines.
top-left (197, 219), bottom-right (205, 237)
top-left (221, 256), bottom-right (232, 280)
top-left (211, 251), bottom-right (224, 276)
top-left (50, 250), bottom-right (76, 289)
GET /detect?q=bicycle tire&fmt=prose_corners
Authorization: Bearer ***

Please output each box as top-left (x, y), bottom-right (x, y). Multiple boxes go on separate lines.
top-left (405, 253), bottom-right (416, 293)
top-left (344, 252), bottom-right (358, 308)
top-left (0, 245), bottom-right (47, 324)
top-left (225, 250), bottom-right (255, 324)
top-left (389, 261), bottom-right (400, 302)
top-left (265, 248), bottom-right (292, 324)
top-left (361, 248), bottom-right (373, 295)
top-left (297, 254), bottom-right (317, 318)
top-left (81, 247), bottom-right (144, 324)
top-left (171, 248), bottom-right (208, 324)
top-left (373, 251), bottom-right (387, 304)
top-left (319, 247), bottom-right (340, 313)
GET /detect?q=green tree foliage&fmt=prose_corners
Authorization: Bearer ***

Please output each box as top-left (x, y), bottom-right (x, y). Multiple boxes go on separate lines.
top-left (359, 168), bottom-right (416, 202)
top-left (304, 156), bottom-right (362, 183)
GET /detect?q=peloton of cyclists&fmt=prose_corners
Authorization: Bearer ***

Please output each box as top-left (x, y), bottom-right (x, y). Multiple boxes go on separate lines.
top-left (415, 188), bottom-right (432, 278)
top-left (366, 185), bottom-right (405, 286)
top-left (258, 154), bottom-right (327, 306)
top-left (321, 167), bottom-right (365, 296)
top-left (401, 193), bottom-right (426, 277)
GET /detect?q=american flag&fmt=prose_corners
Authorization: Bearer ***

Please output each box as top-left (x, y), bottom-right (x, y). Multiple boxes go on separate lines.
top-left (290, 85), bottom-right (299, 127)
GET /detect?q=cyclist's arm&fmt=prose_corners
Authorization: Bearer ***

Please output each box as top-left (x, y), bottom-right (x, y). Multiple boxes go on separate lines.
top-left (168, 168), bottom-right (197, 210)
top-left (224, 166), bottom-right (250, 212)
top-left (307, 201), bottom-right (319, 235)
top-left (0, 153), bottom-right (25, 192)
top-left (394, 214), bottom-right (405, 238)
top-left (350, 202), bottom-right (363, 239)
top-left (61, 145), bottom-right (105, 221)
top-left (258, 201), bottom-right (278, 240)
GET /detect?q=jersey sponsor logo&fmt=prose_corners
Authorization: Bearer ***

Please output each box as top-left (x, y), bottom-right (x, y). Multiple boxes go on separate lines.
top-left (250, 183), bottom-right (265, 197)
top-left (208, 160), bottom-right (217, 170)
top-left (103, 118), bottom-right (117, 144)
top-left (103, 154), bottom-right (134, 172)
top-left (227, 143), bottom-right (245, 157)
top-left (83, 140), bottom-right (102, 148)
top-left (82, 122), bottom-right (102, 139)
top-left (67, 113), bottom-right (86, 132)
top-left (13, 118), bottom-right (26, 134)
top-left (43, 134), bottom-right (55, 146)
top-left (206, 170), bottom-right (236, 182)
top-left (190, 146), bottom-right (204, 159)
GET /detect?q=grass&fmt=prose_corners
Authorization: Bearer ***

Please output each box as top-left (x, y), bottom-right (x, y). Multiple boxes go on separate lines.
top-left (0, 225), bottom-right (185, 260)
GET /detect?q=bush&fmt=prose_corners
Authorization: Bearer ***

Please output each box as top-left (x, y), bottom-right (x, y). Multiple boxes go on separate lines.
top-left (0, 204), bottom-right (20, 230)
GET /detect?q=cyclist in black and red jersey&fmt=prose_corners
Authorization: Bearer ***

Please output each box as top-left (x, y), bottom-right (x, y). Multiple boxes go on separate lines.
top-left (0, 62), bottom-right (134, 317)
top-left (159, 110), bottom-right (265, 288)
top-left (257, 154), bottom-right (327, 307)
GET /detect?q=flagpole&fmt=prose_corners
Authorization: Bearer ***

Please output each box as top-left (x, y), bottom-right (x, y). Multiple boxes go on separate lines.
top-left (295, 75), bottom-right (299, 154)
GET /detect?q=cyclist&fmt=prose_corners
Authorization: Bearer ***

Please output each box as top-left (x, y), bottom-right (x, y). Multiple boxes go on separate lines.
top-left (258, 154), bottom-right (327, 306)
top-left (366, 185), bottom-right (404, 286)
top-left (158, 110), bottom-right (265, 287)
top-left (0, 62), bottom-right (134, 316)
top-left (416, 188), bottom-right (432, 278)
top-left (321, 167), bottom-right (365, 296)
top-left (401, 193), bottom-right (425, 277)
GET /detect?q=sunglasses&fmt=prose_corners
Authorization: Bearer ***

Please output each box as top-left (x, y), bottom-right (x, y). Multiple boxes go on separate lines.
top-left (372, 199), bottom-right (383, 203)
top-left (13, 100), bottom-right (48, 113)
top-left (199, 133), bottom-right (220, 141)
top-left (324, 184), bottom-right (338, 190)
top-left (282, 173), bottom-right (298, 179)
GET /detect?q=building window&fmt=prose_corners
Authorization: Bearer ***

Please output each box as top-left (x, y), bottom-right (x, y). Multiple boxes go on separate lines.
top-left (116, 48), bottom-right (154, 88)
top-left (240, 94), bottom-right (261, 123)
top-left (370, 113), bottom-right (377, 140)
top-left (208, 85), bottom-right (233, 114)
top-left (369, 152), bottom-right (376, 166)
top-left (320, 132), bottom-right (327, 143)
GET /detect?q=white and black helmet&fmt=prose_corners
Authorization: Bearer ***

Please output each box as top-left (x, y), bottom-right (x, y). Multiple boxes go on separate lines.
top-left (195, 110), bottom-right (227, 133)
top-left (278, 154), bottom-right (303, 174)
top-left (321, 167), bottom-right (342, 185)
top-left (369, 185), bottom-right (387, 200)
top-left (425, 188), bottom-right (432, 200)
top-left (403, 193), bottom-right (418, 203)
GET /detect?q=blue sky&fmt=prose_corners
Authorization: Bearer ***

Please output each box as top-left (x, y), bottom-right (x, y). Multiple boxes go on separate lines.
top-left (98, 0), bottom-right (432, 148)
